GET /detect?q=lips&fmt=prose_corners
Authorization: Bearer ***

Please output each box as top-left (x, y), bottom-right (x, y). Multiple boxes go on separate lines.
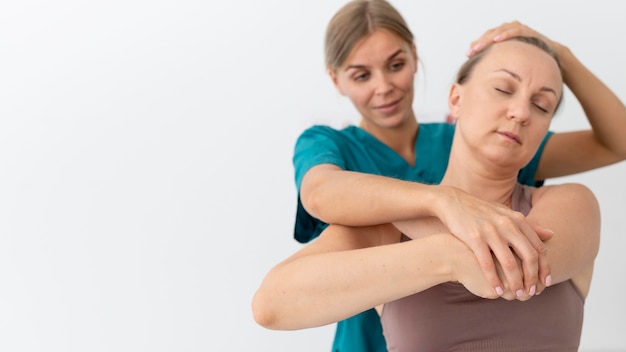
top-left (497, 131), bottom-right (521, 144)
top-left (374, 98), bottom-right (402, 114)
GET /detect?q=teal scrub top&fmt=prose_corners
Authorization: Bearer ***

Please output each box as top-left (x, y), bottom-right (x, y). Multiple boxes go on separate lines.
top-left (292, 123), bottom-right (552, 352)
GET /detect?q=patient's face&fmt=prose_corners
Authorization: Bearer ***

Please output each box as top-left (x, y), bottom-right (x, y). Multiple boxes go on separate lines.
top-left (454, 40), bottom-right (563, 169)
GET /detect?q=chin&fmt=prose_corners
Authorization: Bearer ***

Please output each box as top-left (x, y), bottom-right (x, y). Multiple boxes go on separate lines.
top-left (486, 154), bottom-right (528, 171)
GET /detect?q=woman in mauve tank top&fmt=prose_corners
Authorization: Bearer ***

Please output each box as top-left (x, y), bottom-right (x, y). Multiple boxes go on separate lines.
top-left (379, 36), bottom-right (598, 351)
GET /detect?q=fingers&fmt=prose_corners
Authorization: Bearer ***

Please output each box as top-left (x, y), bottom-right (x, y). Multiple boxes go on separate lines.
top-left (466, 21), bottom-right (544, 57)
top-left (506, 238), bottom-right (539, 299)
top-left (481, 211), bottom-right (548, 300)
top-left (533, 225), bottom-right (554, 291)
top-left (488, 241), bottom-right (525, 298)
top-left (518, 221), bottom-right (553, 293)
top-left (491, 218), bottom-right (554, 300)
top-left (471, 243), bottom-right (505, 296)
top-left (466, 227), bottom-right (527, 298)
top-left (534, 225), bottom-right (554, 241)
top-left (466, 21), bottom-right (520, 56)
top-left (439, 187), bottom-right (550, 300)
top-left (498, 267), bottom-right (548, 301)
top-left (483, 241), bottom-right (536, 302)
top-left (492, 249), bottom-right (547, 302)
top-left (505, 217), bottom-right (542, 296)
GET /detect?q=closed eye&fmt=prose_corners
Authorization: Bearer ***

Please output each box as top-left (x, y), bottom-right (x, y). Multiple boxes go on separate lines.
top-left (495, 87), bottom-right (511, 94)
top-left (533, 103), bottom-right (549, 113)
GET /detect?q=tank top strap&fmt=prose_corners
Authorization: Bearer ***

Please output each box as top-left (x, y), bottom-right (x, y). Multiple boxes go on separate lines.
top-left (511, 183), bottom-right (533, 216)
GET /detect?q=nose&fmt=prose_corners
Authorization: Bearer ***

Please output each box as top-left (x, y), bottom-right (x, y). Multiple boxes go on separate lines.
top-left (374, 72), bottom-right (394, 96)
top-left (506, 96), bottom-right (531, 124)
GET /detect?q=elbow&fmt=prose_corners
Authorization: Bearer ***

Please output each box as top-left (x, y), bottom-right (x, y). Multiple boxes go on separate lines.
top-left (300, 164), bottom-right (345, 222)
top-left (302, 191), bottom-right (323, 220)
top-left (251, 289), bottom-right (281, 330)
top-left (300, 183), bottom-right (330, 221)
top-left (252, 280), bottom-right (298, 330)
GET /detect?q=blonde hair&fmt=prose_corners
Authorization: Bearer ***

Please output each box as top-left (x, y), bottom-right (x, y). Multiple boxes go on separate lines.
top-left (324, 0), bottom-right (414, 71)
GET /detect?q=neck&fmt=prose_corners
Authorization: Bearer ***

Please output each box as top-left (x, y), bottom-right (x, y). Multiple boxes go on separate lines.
top-left (440, 148), bottom-right (520, 206)
top-left (360, 117), bottom-right (419, 166)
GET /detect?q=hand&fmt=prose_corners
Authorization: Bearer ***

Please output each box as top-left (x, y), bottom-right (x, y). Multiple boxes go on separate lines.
top-left (494, 252), bottom-right (549, 301)
top-left (466, 21), bottom-right (562, 57)
top-left (447, 233), bottom-right (548, 301)
top-left (436, 186), bottom-right (552, 299)
top-left (445, 234), bottom-right (500, 299)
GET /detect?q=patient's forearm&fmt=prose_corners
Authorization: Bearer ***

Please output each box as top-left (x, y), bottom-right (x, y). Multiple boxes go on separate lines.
top-left (252, 235), bottom-right (453, 330)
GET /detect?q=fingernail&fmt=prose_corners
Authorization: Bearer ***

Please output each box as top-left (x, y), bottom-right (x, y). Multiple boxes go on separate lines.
top-left (545, 275), bottom-right (552, 287)
top-left (465, 48), bottom-right (474, 57)
top-left (516, 289), bottom-right (524, 298)
top-left (495, 286), bottom-right (504, 296)
top-left (473, 43), bottom-right (482, 51)
top-left (493, 34), bottom-right (503, 42)
top-left (535, 290), bottom-right (542, 296)
top-left (529, 285), bottom-right (536, 296)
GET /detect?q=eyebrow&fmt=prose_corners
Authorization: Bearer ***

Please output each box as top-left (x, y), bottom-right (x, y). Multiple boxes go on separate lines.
top-left (344, 49), bottom-right (404, 72)
top-left (497, 69), bottom-right (559, 97)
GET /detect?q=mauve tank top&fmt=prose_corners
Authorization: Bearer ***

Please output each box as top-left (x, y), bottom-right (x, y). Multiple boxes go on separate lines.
top-left (381, 183), bottom-right (584, 352)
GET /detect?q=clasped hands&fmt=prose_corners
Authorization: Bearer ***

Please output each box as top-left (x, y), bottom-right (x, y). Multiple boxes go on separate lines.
top-left (394, 186), bottom-right (553, 302)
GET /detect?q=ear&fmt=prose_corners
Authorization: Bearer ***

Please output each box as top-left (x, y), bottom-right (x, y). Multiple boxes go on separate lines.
top-left (448, 83), bottom-right (463, 119)
top-left (328, 69), bottom-right (346, 96)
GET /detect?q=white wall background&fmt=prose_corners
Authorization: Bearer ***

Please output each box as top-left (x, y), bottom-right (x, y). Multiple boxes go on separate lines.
top-left (0, 0), bottom-right (624, 351)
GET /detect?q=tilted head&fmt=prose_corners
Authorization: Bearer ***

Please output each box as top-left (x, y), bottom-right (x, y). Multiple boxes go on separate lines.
top-left (448, 36), bottom-right (564, 170)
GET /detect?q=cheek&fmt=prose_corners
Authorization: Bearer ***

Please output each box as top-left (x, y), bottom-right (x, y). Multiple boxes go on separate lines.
top-left (396, 72), bottom-right (415, 93)
top-left (528, 122), bottom-right (551, 149)
top-left (459, 89), bottom-right (492, 116)
top-left (344, 85), bottom-right (373, 108)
